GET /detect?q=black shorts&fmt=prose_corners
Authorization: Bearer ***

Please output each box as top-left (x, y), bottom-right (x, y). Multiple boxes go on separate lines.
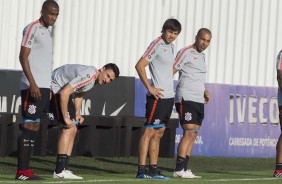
top-left (145, 95), bottom-right (174, 127)
top-left (175, 100), bottom-right (204, 126)
top-left (21, 88), bottom-right (50, 121)
top-left (49, 92), bottom-right (76, 124)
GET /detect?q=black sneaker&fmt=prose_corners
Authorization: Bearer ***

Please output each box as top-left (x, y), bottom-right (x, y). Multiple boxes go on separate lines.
top-left (15, 170), bottom-right (44, 180)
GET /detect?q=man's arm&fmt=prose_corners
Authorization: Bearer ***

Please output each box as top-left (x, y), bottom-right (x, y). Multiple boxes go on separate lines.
top-left (59, 84), bottom-right (75, 126)
top-left (173, 67), bottom-right (178, 75)
top-left (135, 57), bottom-right (163, 99)
top-left (204, 89), bottom-right (210, 104)
top-left (277, 70), bottom-right (282, 92)
top-left (19, 46), bottom-right (41, 99)
top-left (74, 93), bottom-right (85, 124)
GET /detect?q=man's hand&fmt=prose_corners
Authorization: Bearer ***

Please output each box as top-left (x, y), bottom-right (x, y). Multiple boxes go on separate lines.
top-left (148, 87), bottom-right (164, 100)
top-left (204, 89), bottom-right (210, 104)
top-left (30, 82), bottom-right (41, 100)
top-left (64, 116), bottom-right (76, 129)
top-left (75, 114), bottom-right (84, 124)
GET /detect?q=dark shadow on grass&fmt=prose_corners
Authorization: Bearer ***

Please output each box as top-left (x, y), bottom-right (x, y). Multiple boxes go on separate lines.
top-left (0, 161), bottom-right (17, 168)
top-left (31, 157), bottom-right (121, 174)
top-left (95, 158), bottom-right (173, 172)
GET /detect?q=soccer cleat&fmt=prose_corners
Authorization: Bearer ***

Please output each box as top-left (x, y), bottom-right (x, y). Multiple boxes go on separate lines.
top-left (53, 169), bottom-right (83, 179)
top-left (173, 169), bottom-right (201, 178)
top-left (15, 170), bottom-right (44, 180)
top-left (273, 169), bottom-right (282, 177)
top-left (136, 172), bottom-right (153, 179)
top-left (150, 168), bottom-right (170, 180)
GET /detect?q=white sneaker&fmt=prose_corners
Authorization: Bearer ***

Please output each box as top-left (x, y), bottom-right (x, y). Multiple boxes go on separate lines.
top-left (65, 170), bottom-right (83, 179)
top-left (53, 169), bottom-right (83, 179)
top-left (173, 169), bottom-right (201, 178)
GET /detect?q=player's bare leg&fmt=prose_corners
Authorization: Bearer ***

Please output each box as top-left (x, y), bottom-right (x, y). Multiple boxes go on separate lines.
top-left (148, 127), bottom-right (167, 177)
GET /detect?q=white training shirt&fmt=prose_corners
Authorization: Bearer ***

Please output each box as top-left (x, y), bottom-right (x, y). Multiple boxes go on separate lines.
top-left (173, 45), bottom-right (207, 103)
top-left (51, 64), bottom-right (98, 94)
top-left (20, 20), bottom-right (53, 90)
top-left (142, 37), bottom-right (175, 99)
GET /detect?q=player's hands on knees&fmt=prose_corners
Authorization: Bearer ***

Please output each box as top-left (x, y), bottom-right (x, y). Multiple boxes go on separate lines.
top-left (64, 116), bottom-right (75, 129)
top-left (75, 115), bottom-right (84, 124)
top-left (149, 87), bottom-right (164, 100)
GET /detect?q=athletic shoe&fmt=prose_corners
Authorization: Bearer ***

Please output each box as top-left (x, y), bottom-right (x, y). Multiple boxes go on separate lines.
top-left (150, 168), bottom-right (170, 180)
top-left (15, 170), bottom-right (44, 180)
top-left (136, 169), bottom-right (153, 179)
top-left (151, 171), bottom-right (170, 180)
top-left (273, 169), bottom-right (282, 177)
top-left (53, 169), bottom-right (83, 179)
top-left (173, 169), bottom-right (201, 178)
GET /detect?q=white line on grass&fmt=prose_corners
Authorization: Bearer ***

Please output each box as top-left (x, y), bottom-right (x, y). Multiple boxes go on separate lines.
top-left (0, 177), bottom-right (280, 184)
top-left (42, 177), bottom-right (281, 183)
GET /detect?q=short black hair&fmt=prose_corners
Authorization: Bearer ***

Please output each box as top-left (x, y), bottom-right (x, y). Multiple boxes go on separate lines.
top-left (104, 63), bottom-right (120, 78)
top-left (197, 28), bottom-right (212, 37)
top-left (162, 19), bottom-right (182, 33)
top-left (42, 0), bottom-right (59, 10)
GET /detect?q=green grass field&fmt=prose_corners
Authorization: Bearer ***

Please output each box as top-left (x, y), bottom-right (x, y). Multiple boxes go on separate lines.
top-left (0, 156), bottom-right (281, 184)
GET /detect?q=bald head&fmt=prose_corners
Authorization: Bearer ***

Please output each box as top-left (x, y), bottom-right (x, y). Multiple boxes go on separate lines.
top-left (197, 28), bottom-right (212, 37)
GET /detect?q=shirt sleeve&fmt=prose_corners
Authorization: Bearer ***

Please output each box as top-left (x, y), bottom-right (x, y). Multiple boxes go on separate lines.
top-left (142, 37), bottom-right (162, 62)
top-left (69, 68), bottom-right (97, 93)
top-left (173, 48), bottom-right (189, 71)
top-left (21, 21), bottom-right (39, 48)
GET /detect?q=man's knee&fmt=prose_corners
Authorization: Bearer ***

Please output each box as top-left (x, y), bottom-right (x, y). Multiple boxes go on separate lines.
top-left (154, 128), bottom-right (165, 139)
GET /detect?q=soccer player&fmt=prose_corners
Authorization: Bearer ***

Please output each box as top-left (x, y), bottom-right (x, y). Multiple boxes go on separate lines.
top-left (16, 0), bottom-right (59, 180)
top-left (135, 18), bottom-right (181, 179)
top-left (274, 50), bottom-right (282, 177)
top-left (50, 63), bottom-right (119, 179)
top-left (172, 28), bottom-right (212, 178)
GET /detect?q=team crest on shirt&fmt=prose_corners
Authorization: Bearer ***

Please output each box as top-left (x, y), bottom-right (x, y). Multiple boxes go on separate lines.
top-left (28, 105), bottom-right (37, 114)
top-left (185, 112), bottom-right (192, 121)
top-left (153, 119), bottom-right (161, 124)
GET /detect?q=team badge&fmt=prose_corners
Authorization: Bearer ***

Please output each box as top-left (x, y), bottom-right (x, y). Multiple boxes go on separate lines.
top-left (28, 105), bottom-right (37, 114)
top-left (153, 119), bottom-right (161, 124)
top-left (185, 112), bottom-right (192, 121)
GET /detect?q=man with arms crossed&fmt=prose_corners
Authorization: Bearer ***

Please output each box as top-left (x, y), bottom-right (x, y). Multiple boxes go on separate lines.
top-left (50, 63), bottom-right (119, 179)
top-left (16, 0), bottom-right (59, 180)
top-left (135, 18), bottom-right (181, 179)
top-left (173, 28), bottom-right (212, 178)
top-left (274, 50), bottom-right (282, 177)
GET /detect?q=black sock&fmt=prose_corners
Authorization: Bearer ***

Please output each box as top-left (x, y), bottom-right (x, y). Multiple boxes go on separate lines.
top-left (17, 127), bottom-right (37, 170)
top-left (175, 155), bottom-right (185, 171)
top-left (276, 163), bottom-right (282, 170)
top-left (27, 130), bottom-right (37, 169)
top-left (137, 165), bottom-right (146, 173)
top-left (184, 155), bottom-right (190, 171)
top-left (65, 155), bottom-right (70, 170)
top-left (149, 164), bottom-right (158, 175)
top-left (55, 154), bottom-right (67, 174)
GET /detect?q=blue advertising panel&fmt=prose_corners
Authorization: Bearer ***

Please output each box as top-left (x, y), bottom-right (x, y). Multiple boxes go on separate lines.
top-left (135, 79), bottom-right (280, 158)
